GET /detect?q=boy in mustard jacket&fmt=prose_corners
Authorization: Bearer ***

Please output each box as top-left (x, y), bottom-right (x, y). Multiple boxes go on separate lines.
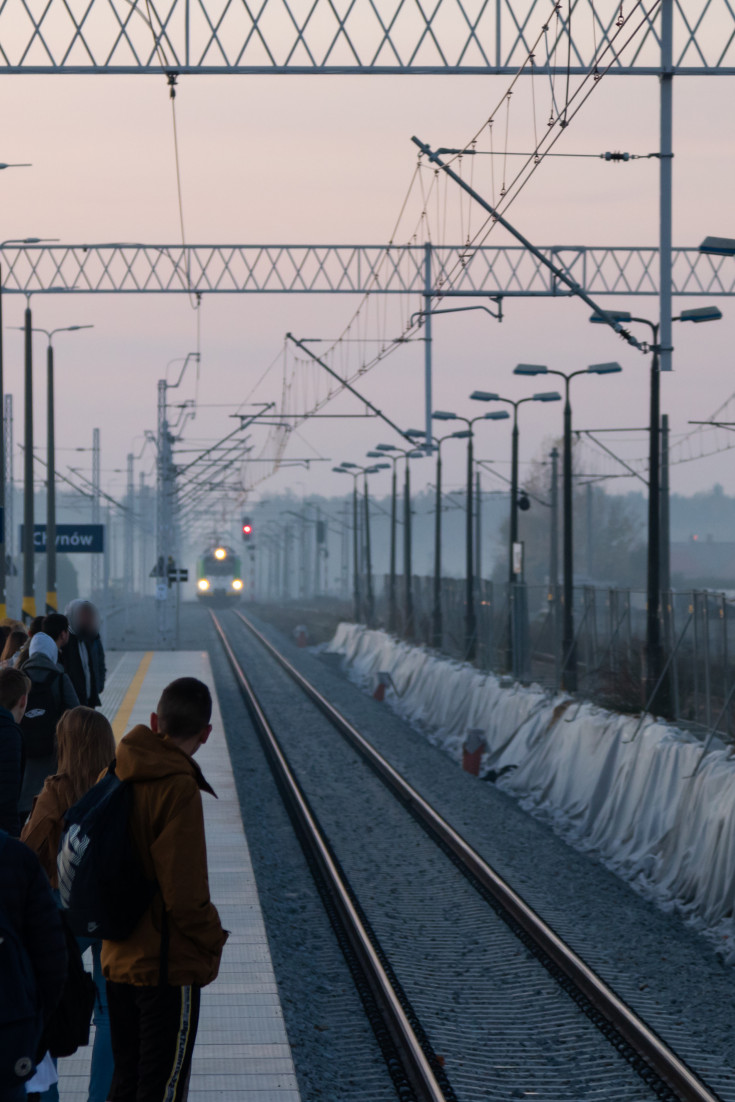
top-left (103, 677), bottom-right (228, 1102)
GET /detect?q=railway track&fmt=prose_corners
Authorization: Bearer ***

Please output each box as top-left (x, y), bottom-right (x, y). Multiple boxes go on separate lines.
top-left (212, 608), bottom-right (722, 1102)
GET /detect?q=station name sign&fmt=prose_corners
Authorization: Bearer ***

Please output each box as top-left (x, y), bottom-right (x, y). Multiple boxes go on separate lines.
top-left (20, 524), bottom-right (105, 554)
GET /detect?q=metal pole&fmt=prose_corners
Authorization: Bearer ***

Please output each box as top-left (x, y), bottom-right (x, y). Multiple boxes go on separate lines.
top-left (0, 264), bottom-right (5, 619)
top-left (549, 446), bottom-right (560, 687)
top-left (646, 339), bottom-right (663, 706)
top-left (22, 303), bottom-right (34, 622)
top-left (138, 471), bottom-right (146, 596)
top-left (4, 395), bottom-right (13, 616)
top-left (586, 482), bottom-right (594, 580)
top-left (125, 452), bottom-right (134, 623)
top-left (549, 448), bottom-right (559, 591)
top-left (506, 406), bottom-right (519, 670)
top-left (314, 505), bottom-right (320, 596)
top-left (465, 429), bottom-right (475, 661)
top-left (659, 0), bottom-right (674, 377)
top-left (388, 461), bottom-right (397, 632)
top-left (660, 414), bottom-right (671, 593)
top-left (352, 479), bottom-right (360, 621)
top-left (475, 469), bottom-right (481, 587)
top-left (562, 379), bottom-right (577, 690)
top-left (92, 427), bottom-right (101, 598)
top-left (423, 243), bottom-right (433, 449)
top-left (45, 341), bottom-right (57, 611)
top-left (363, 472), bottom-right (374, 626)
top-left (404, 457), bottom-right (413, 638)
top-left (432, 443), bottom-right (442, 648)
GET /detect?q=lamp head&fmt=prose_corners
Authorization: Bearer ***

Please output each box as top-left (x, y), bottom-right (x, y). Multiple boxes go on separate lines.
top-left (587, 362), bottom-right (623, 375)
top-left (366, 451), bottom-right (383, 458)
top-left (533, 391), bottom-right (562, 403)
top-left (375, 443), bottom-right (398, 451)
top-left (375, 463), bottom-right (391, 470)
top-left (699, 236), bottom-right (735, 257)
top-left (483, 410), bottom-right (510, 421)
top-left (451, 430), bottom-right (472, 439)
top-left (470, 390), bottom-right (500, 402)
top-left (408, 450), bottom-right (425, 459)
top-left (589, 310), bottom-right (632, 324)
top-left (678, 306), bottom-right (723, 323)
top-left (405, 429), bottom-right (426, 438)
top-left (332, 467), bottom-right (347, 474)
top-left (514, 364), bottom-right (548, 376)
top-left (340, 461), bottom-right (358, 469)
top-left (432, 410), bottom-right (457, 421)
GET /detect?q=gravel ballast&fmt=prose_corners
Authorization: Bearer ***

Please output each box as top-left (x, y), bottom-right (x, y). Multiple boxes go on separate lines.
top-left (240, 608), bottom-right (735, 1101)
top-left (222, 612), bottom-right (669, 1102)
top-left (207, 615), bottom-right (400, 1102)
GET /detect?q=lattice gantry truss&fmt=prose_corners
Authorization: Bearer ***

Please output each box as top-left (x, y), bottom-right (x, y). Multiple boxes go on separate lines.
top-left (1, 0), bottom-right (734, 74)
top-left (2, 243), bottom-right (735, 296)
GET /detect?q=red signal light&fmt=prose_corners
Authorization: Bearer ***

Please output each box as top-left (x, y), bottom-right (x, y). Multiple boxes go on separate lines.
top-left (243, 525), bottom-right (252, 534)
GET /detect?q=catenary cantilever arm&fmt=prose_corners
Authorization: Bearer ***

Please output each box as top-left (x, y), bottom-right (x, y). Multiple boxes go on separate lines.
top-left (411, 137), bottom-right (644, 353)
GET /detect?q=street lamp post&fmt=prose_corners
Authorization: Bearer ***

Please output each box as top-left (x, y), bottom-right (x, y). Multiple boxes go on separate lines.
top-left (374, 444), bottom-right (425, 637)
top-left (17, 325), bottom-right (93, 611)
top-left (22, 301), bottom-right (34, 622)
top-left (511, 364), bottom-right (621, 690)
top-left (432, 408), bottom-right (510, 661)
top-left (334, 465), bottom-right (361, 621)
top-left (471, 389), bottom-right (561, 673)
top-left (431, 430), bottom-right (471, 650)
top-left (0, 238), bottom-right (57, 619)
top-left (336, 462), bottom-right (389, 626)
top-left (591, 302), bottom-right (721, 706)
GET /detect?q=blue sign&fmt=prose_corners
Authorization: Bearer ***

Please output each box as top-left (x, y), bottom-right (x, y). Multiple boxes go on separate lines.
top-left (20, 524), bottom-right (105, 554)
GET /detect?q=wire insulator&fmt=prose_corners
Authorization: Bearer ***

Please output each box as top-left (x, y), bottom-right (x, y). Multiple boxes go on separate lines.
top-left (604, 151), bottom-right (630, 162)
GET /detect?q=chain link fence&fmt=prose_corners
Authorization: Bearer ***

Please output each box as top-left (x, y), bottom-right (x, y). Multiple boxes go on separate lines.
top-left (370, 577), bottom-right (735, 738)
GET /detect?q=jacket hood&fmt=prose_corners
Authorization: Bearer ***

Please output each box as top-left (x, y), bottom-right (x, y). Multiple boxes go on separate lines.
top-left (116, 724), bottom-right (216, 796)
top-left (29, 632), bottom-right (59, 664)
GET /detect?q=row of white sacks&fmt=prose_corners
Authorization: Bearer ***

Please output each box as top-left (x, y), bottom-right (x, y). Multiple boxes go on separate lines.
top-left (327, 622), bottom-right (735, 956)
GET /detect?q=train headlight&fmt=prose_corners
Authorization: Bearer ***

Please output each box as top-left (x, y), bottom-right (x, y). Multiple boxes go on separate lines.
top-left (231, 579), bottom-right (243, 591)
top-left (214, 547), bottom-right (227, 561)
top-left (197, 579), bottom-right (210, 592)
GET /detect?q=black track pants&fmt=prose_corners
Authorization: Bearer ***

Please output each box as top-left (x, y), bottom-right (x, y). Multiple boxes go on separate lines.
top-left (107, 982), bottom-right (201, 1102)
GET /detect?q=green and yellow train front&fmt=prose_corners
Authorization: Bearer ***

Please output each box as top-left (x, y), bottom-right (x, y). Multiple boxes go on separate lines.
top-left (196, 545), bottom-right (244, 601)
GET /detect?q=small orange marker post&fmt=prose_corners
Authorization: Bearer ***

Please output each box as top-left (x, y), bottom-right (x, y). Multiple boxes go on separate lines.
top-left (462, 728), bottom-right (485, 776)
top-left (373, 671), bottom-right (392, 702)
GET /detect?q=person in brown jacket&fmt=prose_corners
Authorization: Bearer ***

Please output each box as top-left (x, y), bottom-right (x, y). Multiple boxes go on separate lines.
top-left (102, 677), bottom-right (227, 1102)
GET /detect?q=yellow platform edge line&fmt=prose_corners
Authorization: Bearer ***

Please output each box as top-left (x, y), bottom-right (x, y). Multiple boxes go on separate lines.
top-left (112, 652), bottom-right (154, 744)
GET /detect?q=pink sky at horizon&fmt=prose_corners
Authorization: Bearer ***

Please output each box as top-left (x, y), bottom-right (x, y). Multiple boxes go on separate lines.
top-left (0, 61), bottom-right (733, 518)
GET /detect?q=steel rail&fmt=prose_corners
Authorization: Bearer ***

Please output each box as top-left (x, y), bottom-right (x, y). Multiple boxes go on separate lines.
top-left (232, 607), bottom-right (722, 1102)
top-left (210, 610), bottom-right (450, 1102)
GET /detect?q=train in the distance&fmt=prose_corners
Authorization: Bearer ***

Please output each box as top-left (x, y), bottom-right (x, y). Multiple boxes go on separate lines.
top-left (196, 544), bottom-right (244, 603)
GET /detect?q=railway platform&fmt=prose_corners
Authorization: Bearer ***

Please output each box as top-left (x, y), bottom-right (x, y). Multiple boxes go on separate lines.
top-left (57, 649), bottom-right (301, 1102)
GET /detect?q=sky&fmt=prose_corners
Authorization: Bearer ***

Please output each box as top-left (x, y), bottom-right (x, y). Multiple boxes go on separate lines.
top-left (0, 39), bottom-right (734, 527)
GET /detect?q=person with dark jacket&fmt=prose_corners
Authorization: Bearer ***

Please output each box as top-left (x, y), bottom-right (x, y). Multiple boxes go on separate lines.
top-left (103, 678), bottom-right (227, 1102)
top-left (0, 669), bottom-right (30, 836)
top-left (18, 635), bottom-right (79, 821)
top-left (22, 707), bottom-right (116, 1102)
top-left (0, 831), bottom-right (67, 1102)
top-left (62, 602), bottom-right (105, 708)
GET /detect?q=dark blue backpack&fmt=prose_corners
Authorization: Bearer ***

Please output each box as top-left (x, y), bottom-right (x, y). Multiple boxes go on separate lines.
top-left (57, 764), bottom-right (156, 941)
top-left (0, 832), bottom-right (43, 1088)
